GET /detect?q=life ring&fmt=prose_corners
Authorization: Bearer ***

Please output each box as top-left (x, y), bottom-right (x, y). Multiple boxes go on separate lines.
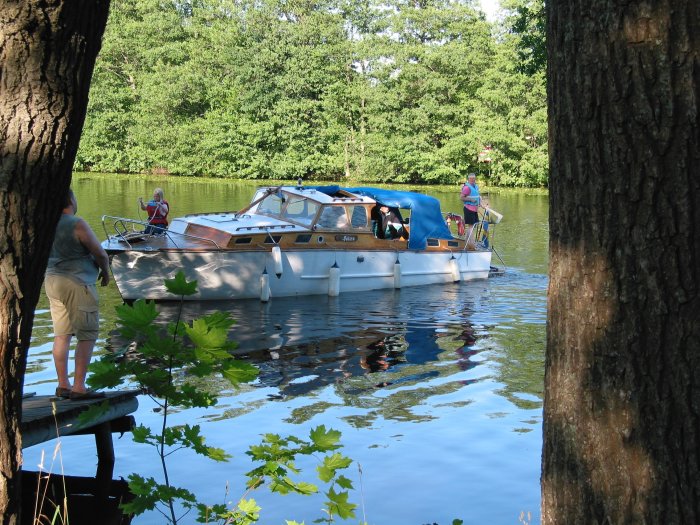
top-left (445, 213), bottom-right (465, 237)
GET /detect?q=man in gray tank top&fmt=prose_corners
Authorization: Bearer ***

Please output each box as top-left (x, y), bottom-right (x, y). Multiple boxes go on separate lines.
top-left (45, 189), bottom-right (110, 400)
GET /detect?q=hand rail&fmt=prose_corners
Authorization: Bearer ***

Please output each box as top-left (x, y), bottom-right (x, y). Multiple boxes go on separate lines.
top-left (101, 215), bottom-right (222, 249)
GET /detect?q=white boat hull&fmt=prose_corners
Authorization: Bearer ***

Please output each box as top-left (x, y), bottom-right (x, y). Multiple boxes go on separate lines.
top-left (110, 248), bottom-right (492, 301)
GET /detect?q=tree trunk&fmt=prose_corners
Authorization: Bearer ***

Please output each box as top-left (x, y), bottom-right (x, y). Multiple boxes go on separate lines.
top-left (0, 1), bottom-right (109, 522)
top-left (544, 1), bottom-right (700, 523)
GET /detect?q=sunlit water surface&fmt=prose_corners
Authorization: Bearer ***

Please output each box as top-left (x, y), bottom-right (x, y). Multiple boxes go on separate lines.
top-left (24, 176), bottom-right (547, 524)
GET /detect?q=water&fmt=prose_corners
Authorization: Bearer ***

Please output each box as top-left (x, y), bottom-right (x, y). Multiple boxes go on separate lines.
top-left (24, 176), bottom-right (548, 524)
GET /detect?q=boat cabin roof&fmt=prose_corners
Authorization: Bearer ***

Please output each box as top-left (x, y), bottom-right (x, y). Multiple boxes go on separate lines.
top-left (253, 185), bottom-right (376, 205)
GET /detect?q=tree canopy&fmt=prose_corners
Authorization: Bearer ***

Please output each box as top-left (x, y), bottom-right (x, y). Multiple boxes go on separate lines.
top-left (76, 0), bottom-right (548, 186)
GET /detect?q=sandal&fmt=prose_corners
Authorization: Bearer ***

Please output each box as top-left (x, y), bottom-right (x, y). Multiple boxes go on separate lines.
top-left (69, 389), bottom-right (106, 400)
top-left (55, 387), bottom-right (72, 399)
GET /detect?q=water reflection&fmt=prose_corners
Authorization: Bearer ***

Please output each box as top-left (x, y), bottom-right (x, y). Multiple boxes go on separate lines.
top-left (104, 282), bottom-right (498, 427)
top-left (21, 471), bottom-right (134, 525)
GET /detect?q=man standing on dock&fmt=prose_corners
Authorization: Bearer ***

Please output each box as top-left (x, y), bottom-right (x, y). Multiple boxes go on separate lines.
top-left (45, 189), bottom-right (110, 400)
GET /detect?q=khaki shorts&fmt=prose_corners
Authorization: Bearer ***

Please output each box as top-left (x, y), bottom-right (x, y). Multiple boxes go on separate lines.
top-left (45, 275), bottom-right (99, 341)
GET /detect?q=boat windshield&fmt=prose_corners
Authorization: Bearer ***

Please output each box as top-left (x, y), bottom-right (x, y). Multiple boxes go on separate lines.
top-left (255, 191), bottom-right (320, 227)
top-left (280, 195), bottom-right (320, 227)
top-left (256, 192), bottom-right (284, 215)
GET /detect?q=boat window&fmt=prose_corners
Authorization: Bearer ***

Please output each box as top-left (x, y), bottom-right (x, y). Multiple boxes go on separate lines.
top-left (235, 237), bottom-right (253, 244)
top-left (295, 234), bottom-right (312, 243)
top-left (281, 196), bottom-right (319, 227)
top-left (350, 205), bottom-right (368, 228)
top-left (316, 206), bottom-right (349, 229)
top-left (263, 235), bottom-right (282, 244)
top-left (257, 193), bottom-right (284, 216)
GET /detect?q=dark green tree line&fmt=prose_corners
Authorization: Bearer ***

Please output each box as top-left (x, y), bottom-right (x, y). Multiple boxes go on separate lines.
top-left (76, 0), bottom-right (548, 186)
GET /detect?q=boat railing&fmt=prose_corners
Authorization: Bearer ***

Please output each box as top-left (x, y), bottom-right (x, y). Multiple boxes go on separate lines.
top-left (101, 215), bottom-right (222, 250)
top-left (445, 210), bottom-right (499, 251)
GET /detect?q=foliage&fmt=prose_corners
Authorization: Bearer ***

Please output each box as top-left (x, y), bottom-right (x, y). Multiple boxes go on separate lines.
top-left (76, 0), bottom-right (548, 187)
top-left (205, 426), bottom-right (357, 523)
top-left (502, 0), bottom-right (546, 76)
top-left (88, 271), bottom-right (358, 524)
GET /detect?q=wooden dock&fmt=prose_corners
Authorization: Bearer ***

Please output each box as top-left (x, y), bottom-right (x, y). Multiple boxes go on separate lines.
top-left (22, 390), bottom-right (140, 472)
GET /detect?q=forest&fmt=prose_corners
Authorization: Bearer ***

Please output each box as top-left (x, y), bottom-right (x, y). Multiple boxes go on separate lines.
top-left (76, 0), bottom-right (547, 187)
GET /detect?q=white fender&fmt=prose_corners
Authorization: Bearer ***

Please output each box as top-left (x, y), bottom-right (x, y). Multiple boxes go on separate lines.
top-left (271, 245), bottom-right (283, 278)
top-left (450, 256), bottom-right (461, 282)
top-left (260, 268), bottom-right (271, 302)
top-left (394, 258), bottom-right (402, 289)
top-left (328, 262), bottom-right (340, 296)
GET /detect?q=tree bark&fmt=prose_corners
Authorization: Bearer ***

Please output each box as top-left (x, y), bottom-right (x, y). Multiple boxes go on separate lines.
top-left (0, 1), bottom-right (109, 522)
top-left (544, 1), bottom-right (700, 523)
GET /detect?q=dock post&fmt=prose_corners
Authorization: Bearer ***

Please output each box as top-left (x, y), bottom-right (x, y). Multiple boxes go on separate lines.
top-left (94, 421), bottom-right (115, 500)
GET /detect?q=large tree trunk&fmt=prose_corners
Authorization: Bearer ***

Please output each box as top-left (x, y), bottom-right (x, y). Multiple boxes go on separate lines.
top-left (543, 1), bottom-right (700, 523)
top-left (0, 1), bottom-right (109, 522)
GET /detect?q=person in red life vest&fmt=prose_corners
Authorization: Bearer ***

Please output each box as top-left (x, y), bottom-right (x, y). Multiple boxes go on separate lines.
top-left (139, 187), bottom-right (169, 234)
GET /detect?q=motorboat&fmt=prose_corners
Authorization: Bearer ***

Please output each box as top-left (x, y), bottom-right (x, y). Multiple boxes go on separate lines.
top-left (101, 185), bottom-right (502, 301)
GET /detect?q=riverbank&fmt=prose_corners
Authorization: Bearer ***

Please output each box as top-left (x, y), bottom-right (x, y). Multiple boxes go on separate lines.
top-left (73, 171), bottom-right (549, 196)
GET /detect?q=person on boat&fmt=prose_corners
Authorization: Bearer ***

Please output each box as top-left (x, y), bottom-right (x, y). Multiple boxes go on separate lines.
top-left (139, 187), bottom-right (169, 234)
top-left (460, 173), bottom-right (480, 236)
top-left (375, 205), bottom-right (406, 240)
top-left (45, 189), bottom-right (109, 400)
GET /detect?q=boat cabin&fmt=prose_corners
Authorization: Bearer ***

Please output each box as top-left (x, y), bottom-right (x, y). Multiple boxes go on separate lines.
top-left (250, 186), bottom-right (382, 233)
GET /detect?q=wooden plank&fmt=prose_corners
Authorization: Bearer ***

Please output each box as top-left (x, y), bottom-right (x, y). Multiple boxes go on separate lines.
top-left (21, 390), bottom-right (139, 449)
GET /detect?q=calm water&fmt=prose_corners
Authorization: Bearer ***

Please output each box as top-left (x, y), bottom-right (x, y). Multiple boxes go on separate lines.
top-left (24, 175), bottom-right (548, 524)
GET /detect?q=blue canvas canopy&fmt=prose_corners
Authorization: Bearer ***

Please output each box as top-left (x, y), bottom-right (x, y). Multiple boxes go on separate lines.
top-left (311, 186), bottom-right (454, 250)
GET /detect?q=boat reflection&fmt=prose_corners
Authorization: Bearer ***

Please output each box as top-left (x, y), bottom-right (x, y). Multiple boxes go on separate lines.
top-left (107, 282), bottom-right (490, 409)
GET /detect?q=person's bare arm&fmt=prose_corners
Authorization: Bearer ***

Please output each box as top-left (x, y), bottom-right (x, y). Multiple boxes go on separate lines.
top-left (75, 218), bottom-right (110, 286)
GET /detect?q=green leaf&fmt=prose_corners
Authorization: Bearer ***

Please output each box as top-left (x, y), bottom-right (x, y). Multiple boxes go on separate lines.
top-left (164, 270), bottom-right (198, 296)
top-left (115, 299), bottom-right (158, 335)
top-left (203, 497), bottom-right (261, 525)
top-left (194, 345), bottom-right (232, 362)
top-left (236, 497), bottom-right (261, 519)
top-left (131, 425), bottom-right (157, 445)
top-left (138, 335), bottom-right (181, 360)
top-left (196, 502), bottom-right (228, 523)
top-left (324, 487), bottom-right (356, 520)
top-left (178, 424), bottom-right (232, 461)
top-left (335, 475), bottom-right (354, 490)
top-left (201, 311), bottom-right (237, 330)
top-left (87, 358), bottom-right (128, 389)
top-left (121, 474), bottom-right (161, 515)
top-left (76, 400), bottom-right (110, 426)
top-left (290, 481), bottom-right (317, 495)
top-left (221, 361), bottom-right (259, 386)
top-left (309, 425), bottom-right (341, 451)
top-left (316, 452), bottom-right (352, 483)
top-left (187, 317), bottom-right (228, 346)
